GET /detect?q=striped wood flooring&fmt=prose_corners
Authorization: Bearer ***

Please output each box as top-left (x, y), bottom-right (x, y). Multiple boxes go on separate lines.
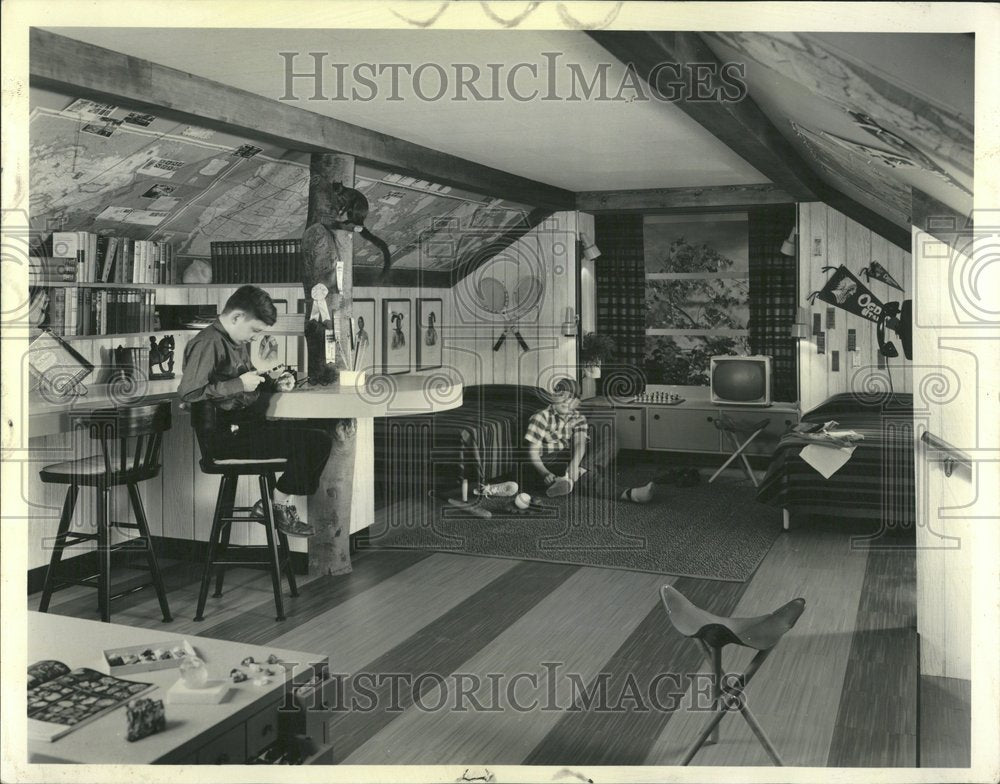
top-left (29, 525), bottom-right (926, 767)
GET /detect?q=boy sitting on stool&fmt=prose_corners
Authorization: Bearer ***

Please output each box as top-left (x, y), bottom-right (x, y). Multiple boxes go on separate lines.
top-left (526, 378), bottom-right (655, 502)
top-left (179, 285), bottom-right (331, 537)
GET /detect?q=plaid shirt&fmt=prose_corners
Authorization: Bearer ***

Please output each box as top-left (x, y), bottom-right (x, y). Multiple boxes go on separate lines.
top-left (525, 406), bottom-right (588, 455)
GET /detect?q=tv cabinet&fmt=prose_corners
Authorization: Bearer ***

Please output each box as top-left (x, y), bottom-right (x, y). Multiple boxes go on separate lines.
top-left (585, 388), bottom-right (799, 456)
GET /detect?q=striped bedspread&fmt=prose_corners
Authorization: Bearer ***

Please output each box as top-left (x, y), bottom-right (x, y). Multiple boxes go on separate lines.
top-left (756, 393), bottom-right (915, 525)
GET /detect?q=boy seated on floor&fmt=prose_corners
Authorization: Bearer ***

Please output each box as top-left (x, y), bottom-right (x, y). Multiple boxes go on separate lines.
top-left (178, 285), bottom-right (332, 537)
top-left (525, 377), bottom-right (654, 502)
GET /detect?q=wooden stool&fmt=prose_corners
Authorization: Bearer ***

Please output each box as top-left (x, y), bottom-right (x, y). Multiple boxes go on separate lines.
top-left (708, 413), bottom-right (770, 487)
top-left (190, 403), bottom-right (298, 622)
top-left (38, 402), bottom-right (173, 623)
top-left (660, 584), bottom-right (805, 766)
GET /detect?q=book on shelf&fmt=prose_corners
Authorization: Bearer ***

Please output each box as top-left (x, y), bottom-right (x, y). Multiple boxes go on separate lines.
top-left (43, 287), bottom-right (157, 336)
top-left (209, 238), bottom-right (303, 284)
top-left (27, 659), bottom-right (155, 742)
top-left (45, 232), bottom-right (175, 284)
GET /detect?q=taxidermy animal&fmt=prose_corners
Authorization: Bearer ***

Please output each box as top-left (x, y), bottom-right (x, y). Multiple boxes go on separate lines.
top-left (323, 182), bottom-right (393, 275)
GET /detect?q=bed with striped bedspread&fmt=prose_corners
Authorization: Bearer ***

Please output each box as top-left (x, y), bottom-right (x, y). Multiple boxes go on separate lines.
top-left (756, 393), bottom-right (915, 526)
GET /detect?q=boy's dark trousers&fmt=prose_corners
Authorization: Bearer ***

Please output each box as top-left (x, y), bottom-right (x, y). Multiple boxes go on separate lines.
top-left (525, 428), bottom-right (618, 498)
top-left (192, 403), bottom-right (332, 496)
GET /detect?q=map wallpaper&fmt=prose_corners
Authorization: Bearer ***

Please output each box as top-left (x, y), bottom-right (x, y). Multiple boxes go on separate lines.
top-left (29, 88), bottom-right (535, 271)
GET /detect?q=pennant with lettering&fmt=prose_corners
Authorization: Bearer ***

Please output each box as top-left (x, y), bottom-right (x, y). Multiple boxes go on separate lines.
top-left (812, 265), bottom-right (886, 324)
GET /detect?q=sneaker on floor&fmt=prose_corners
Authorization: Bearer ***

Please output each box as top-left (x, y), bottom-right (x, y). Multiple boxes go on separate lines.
top-left (477, 481), bottom-right (519, 498)
top-left (251, 499), bottom-right (316, 537)
top-left (546, 476), bottom-right (574, 497)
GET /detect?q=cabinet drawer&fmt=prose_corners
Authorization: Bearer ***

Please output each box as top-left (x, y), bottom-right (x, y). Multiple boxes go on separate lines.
top-left (246, 703), bottom-right (280, 760)
top-left (197, 723), bottom-right (246, 765)
top-left (646, 409), bottom-right (721, 452)
top-left (615, 409), bottom-right (644, 450)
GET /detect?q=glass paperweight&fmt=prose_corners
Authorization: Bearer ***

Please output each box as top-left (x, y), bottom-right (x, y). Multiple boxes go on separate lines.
top-left (178, 655), bottom-right (209, 689)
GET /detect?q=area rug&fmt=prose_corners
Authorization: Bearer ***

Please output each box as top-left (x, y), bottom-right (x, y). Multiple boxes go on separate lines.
top-left (367, 482), bottom-right (783, 583)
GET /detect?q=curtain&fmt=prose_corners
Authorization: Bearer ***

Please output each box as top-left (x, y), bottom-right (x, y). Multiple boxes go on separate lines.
top-left (594, 214), bottom-right (646, 388)
top-left (748, 204), bottom-right (798, 402)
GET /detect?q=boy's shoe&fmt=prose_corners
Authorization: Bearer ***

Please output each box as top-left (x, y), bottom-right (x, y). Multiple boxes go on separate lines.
top-left (546, 476), bottom-right (574, 497)
top-left (252, 499), bottom-right (316, 537)
top-left (477, 481), bottom-right (519, 498)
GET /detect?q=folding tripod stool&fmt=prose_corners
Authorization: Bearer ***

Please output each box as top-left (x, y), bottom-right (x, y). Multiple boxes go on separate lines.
top-left (660, 584), bottom-right (806, 766)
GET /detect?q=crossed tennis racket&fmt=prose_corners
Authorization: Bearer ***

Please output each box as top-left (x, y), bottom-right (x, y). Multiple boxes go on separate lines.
top-left (475, 273), bottom-right (543, 352)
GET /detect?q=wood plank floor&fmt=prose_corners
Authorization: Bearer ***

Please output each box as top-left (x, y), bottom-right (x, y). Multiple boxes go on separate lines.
top-left (29, 522), bottom-right (941, 767)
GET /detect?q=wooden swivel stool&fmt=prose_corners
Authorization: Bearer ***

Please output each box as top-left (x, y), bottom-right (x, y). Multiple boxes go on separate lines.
top-left (660, 584), bottom-right (805, 766)
top-left (38, 402), bottom-right (173, 623)
top-left (708, 413), bottom-right (770, 487)
top-left (190, 402), bottom-right (299, 622)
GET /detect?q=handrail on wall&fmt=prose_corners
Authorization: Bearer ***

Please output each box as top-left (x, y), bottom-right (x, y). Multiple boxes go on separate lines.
top-left (920, 431), bottom-right (972, 477)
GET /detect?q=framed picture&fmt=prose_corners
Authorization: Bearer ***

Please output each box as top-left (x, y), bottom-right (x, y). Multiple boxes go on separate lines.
top-left (381, 299), bottom-right (411, 375)
top-left (416, 298), bottom-right (443, 371)
top-left (28, 330), bottom-right (95, 398)
top-left (349, 298), bottom-right (377, 375)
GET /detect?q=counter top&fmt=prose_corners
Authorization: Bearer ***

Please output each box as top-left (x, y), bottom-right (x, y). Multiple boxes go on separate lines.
top-left (266, 375), bottom-right (463, 419)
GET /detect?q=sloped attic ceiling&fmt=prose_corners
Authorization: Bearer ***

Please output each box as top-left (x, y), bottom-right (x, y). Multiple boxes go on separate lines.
top-left (29, 87), bottom-right (538, 271)
top-left (701, 32), bottom-right (973, 228)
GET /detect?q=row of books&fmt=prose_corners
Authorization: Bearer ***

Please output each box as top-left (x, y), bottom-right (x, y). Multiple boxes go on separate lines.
top-left (45, 287), bottom-right (157, 336)
top-left (209, 239), bottom-right (303, 283)
top-left (47, 232), bottom-right (177, 284)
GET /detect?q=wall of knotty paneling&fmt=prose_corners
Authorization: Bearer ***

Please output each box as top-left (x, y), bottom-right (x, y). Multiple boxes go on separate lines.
top-left (26, 213), bottom-right (583, 569)
top-left (798, 202), bottom-right (913, 412)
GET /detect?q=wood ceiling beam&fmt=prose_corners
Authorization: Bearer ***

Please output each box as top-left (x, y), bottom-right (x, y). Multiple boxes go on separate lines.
top-left (587, 30), bottom-right (915, 250)
top-left (587, 30), bottom-right (822, 201)
top-left (576, 184), bottom-right (795, 212)
top-left (29, 29), bottom-right (575, 211)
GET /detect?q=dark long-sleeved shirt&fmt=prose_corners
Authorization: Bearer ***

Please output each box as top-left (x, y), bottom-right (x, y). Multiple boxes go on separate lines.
top-left (178, 320), bottom-right (264, 412)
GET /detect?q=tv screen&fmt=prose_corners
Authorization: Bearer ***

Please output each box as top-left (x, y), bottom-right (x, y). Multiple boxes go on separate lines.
top-left (711, 355), bottom-right (771, 406)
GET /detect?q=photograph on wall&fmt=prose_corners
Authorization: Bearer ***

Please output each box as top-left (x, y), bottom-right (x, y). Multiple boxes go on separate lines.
top-left (351, 298), bottom-right (377, 376)
top-left (643, 213), bottom-right (750, 385)
top-left (381, 298), bottom-right (411, 375)
top-left (416, 298), bottom-right (443, 371)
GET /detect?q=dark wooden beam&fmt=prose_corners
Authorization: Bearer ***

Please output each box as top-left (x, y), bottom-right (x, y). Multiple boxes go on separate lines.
top-left (587, 31), bottom-right (822, 201)
top-left (29, 29), bottom-right (574, 211)
top-left (576, 184), bottom-right (794, 212)
top-left (825, 189), bottom-right (912, 252)
top-left (586, 31), bottom-right (915, 251)
top-left (911, 188), bottom-right (973, 255)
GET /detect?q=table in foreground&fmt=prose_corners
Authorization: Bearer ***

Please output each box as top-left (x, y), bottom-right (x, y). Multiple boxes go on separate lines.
top-left (26, 612), bottom-right (332, 765)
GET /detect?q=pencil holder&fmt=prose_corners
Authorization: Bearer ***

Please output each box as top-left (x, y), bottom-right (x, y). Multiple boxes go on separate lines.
top-left (338, 370), bottom-right (366, 387)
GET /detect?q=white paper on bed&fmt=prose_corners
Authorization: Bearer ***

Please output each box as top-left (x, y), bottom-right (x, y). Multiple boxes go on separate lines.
top-left (799, 443), bottom-right (857, 478)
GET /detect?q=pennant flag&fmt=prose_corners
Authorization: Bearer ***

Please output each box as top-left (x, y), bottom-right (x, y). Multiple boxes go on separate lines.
top-left (813, 265), bottom-right (886, 324)
top-left (861, 260), bottom-right (904, 291)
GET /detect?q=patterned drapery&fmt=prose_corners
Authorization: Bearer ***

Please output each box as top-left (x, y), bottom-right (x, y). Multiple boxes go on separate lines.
top-left (594, 214), bottom-right (646, 386)
top-left (748, 204), bottom-right (798, 402)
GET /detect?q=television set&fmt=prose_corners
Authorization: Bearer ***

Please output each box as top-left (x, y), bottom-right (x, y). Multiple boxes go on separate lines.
top-left (710, 355), bottom-right (772, 406)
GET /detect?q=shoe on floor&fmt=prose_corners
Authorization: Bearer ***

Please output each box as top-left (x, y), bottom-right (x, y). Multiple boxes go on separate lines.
top-left (251, 499), bottom-right (316, 537)
top-left (546, 476), bottom-right (574, 497)
top-left (477, 481), bottom-right (519, 498)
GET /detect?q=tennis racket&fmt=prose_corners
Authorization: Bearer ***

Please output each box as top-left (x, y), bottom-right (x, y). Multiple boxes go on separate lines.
top-left (505, 273), bottom-right (543, 351)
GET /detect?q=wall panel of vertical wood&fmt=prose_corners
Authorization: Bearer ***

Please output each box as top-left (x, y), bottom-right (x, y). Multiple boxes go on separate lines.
top-left (798, 202), bottom-right (912, 411)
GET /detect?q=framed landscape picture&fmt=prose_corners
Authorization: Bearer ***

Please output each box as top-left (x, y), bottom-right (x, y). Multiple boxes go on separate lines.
top-left (350, 298), bottom-right (377, 376)
top-left (381, 299), bottom-right (411, 375)
top-left (416, 298), bottom-right (443, 371)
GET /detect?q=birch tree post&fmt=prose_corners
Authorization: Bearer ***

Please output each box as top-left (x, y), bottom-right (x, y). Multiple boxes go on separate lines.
top-left (302, 153), bottom-right (356, 577)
